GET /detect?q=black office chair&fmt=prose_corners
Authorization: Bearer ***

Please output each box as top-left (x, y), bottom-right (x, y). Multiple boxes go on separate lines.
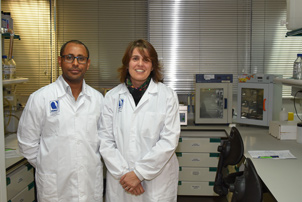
top-left (229, 158), bottom-right (263, 202)
top-left (214, 127), bottom-right (244, 196)
top-left (214, 127), bottom-right (263, 202)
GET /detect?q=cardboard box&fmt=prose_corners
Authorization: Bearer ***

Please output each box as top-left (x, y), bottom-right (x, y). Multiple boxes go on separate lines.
top-left (269, 121), bottom-right (298, 140)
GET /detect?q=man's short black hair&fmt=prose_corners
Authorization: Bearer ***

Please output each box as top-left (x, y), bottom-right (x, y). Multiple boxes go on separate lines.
top-left (60, 40), bottom-right (89, 58)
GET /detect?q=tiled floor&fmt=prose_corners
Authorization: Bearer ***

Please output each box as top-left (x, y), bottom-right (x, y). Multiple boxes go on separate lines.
top-left (177, 196), bottom-right (227, 202)
top-left (103, 195), bottom-right (227, 202)
top-left (177, 191), bottom-right (278, 202)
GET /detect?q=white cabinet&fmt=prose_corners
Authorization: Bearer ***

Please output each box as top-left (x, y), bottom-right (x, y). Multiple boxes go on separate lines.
top-left (6, 162), bottom-right (35, 201)
top-left (8, 183), bottom-right (35, 202)
top-left (5, 132), bottom-right (35, 202)
top-left (2, 79), bottom-right (32, 202)
top-left (176, 130), bottom-right (226, 196)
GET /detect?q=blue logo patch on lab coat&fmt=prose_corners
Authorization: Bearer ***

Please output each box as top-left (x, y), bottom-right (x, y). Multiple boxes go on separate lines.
top-left (118, 98), bottom-right (124, 112)
top-left (50, 100), bottom-right (60, 114)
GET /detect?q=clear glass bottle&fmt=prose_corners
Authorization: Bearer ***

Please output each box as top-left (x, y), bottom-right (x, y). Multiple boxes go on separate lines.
top-left (293, 53), bottom-right (302, 79)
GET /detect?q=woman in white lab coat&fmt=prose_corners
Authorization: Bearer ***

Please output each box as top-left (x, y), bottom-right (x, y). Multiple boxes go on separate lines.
top-left (99, 39), bottom-right (180, 202)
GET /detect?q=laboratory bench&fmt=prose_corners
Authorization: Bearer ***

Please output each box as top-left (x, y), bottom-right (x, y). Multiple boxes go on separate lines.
top-left (179, 123), bottom-right (302, 202)
top-left (5, 124), bottom-right (301, 202)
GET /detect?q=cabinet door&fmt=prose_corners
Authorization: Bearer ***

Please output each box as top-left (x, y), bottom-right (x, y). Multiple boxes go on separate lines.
top-left (6, 163), bottom-right (34, 200)
top-left (176, 152), bottom-right (219, 167)
top-left (176, 137), bottom-right (221, 153)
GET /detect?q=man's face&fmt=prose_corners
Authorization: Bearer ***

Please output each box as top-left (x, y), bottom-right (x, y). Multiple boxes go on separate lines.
top-left (58, 42), bottom-right (90, 85)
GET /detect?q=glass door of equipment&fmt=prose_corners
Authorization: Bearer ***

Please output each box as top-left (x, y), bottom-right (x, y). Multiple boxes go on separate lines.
top-left (199, 88), bottom-right (224, 119)
top-left (237, 83), bottom-right (269, 126)
top-left (195, 83), bottom-right (232, 124)
top-left (240, 88), bottom-right (264, 120)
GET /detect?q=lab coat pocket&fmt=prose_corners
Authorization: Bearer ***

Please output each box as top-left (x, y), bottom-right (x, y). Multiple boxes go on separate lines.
top-left (86, 115), bottom-right (98, 139)
top-left (36, 172), bottom-right (57, 200)
top-left (142, 112), bottom-right (165, 139)
top-left (42, 115), bottom-right (59, 136)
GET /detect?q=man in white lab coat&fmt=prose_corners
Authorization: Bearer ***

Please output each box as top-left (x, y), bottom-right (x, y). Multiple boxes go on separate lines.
top-left (99, 39), bottom-right (180, 202)
top-left (17, 40), bottom-right (104, 202)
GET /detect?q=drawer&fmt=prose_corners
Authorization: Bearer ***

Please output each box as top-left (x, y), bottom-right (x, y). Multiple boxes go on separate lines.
top-left (177, 152), bottom-right (219, 167)
top-left (178, 181), bottom-right (217, 196)
top-left (7, 163), bottom-right (34, 200)
top-left (179, 167), bottom-right (217, 181)
top-left (8, 181), bottom-right (35, 202)
top-left (176, 137), bottom-right (221, 153)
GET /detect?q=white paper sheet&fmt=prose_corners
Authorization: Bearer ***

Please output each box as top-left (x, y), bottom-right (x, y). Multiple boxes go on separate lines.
top-left (5, 148), bottom-right (22, 158)
top-left (248, 150), bottom-right (296, 159)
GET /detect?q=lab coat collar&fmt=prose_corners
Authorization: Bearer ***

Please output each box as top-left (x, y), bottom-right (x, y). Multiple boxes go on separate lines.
top-left (146, 79), bottom-right (158, 94)
top-left (118, 79), bottom-right (159, 110)
top-left (119, 78), bottom-right (158, 95)
top-left (135, 79), bottom-right (158, 109)
top-left (56, 75), bottom-right (90, 98)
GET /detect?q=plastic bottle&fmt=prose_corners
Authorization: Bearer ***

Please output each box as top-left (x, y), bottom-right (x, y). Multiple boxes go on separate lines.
top-left (279, 108), bottom-right (288, 121)
top-left (7, 56), bottom-right (16, 79)
top-left (2, 12), bottom-right (13, 29)
top-left (293, 54), bottom-right (302, 79)
top-left (2, 55), bottom-right (10, 80)
top-left (1, 11), bottom-right (6, 28)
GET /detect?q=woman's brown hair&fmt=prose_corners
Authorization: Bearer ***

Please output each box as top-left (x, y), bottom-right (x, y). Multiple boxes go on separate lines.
top-left (118, 39), bottom-right (163, 83)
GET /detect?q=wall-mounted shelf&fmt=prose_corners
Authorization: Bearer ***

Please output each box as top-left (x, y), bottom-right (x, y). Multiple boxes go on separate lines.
top-left (273, 78), bottom-right (302, 87)
top-left (2, 78), bottom-right (28, 86)
top-left (286, 28), bottom-right (302, 37)
top-left (1, 33), bottom-right (21, 40)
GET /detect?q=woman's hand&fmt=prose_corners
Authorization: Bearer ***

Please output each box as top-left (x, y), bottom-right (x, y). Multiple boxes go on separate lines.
top-left (120, 171), bottom-right (144, 195)
top-left (129, 183), bottom-right (145, 196)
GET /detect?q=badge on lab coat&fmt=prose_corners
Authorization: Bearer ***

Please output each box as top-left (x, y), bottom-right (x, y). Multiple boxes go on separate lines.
top-left (118, 98), bottom-right (124, 112)
top-left (50, 100), bottom-right (60, 114)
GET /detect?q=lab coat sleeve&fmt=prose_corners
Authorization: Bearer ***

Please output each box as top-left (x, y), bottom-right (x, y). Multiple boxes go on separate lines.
top-left (134, 89), bottom-right (180, 180)
top-left (17, 93), bottom-right (44, 168)
top-left (99, 93), bottom-right (129, 179)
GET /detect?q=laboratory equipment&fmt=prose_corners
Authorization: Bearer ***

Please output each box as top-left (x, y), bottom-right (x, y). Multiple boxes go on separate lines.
top-left (286, 0), bottom-right (302, 30)
top-left (195, 74), bottom-right (233, 124)
top-left (179, 105), bottom-right (188, 126)
top-left (237, 74), bottom-right (282, 127)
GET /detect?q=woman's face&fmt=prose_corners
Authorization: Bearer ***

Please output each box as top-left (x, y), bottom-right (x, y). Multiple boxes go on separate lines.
top-left (128, 47), bottom-right (153, 88)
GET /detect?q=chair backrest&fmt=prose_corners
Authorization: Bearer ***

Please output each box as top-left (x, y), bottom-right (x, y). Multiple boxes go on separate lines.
top-left (214, 127), bottom-right (244, 196)
top-left (230, 158), bottom-right (263, 202)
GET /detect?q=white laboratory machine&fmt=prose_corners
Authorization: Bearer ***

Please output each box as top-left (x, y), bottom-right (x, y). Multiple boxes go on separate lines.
top-left (195, 74), bottom-right (233, 124)
top-left (236, 74), bottom-right (282, 127)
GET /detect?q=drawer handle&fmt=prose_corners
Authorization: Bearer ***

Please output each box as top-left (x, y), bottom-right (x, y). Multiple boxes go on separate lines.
top-left (209, 153), bottom-right (219, 157)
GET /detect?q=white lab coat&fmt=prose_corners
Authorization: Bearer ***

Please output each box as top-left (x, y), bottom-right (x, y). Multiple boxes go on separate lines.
top-left (18, 75), bottom-right (104, 202)
top-left (99, 79), bottom-right (180, 202)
